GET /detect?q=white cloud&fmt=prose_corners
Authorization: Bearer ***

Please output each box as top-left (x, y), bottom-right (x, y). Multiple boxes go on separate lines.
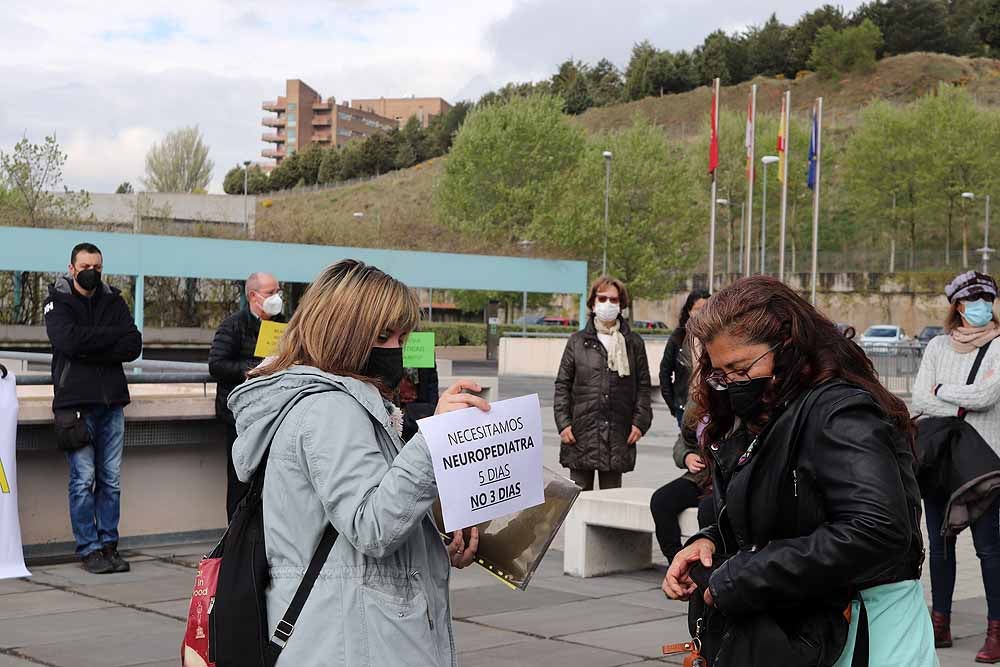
top-left (1, 0), bottom-right (867, 194)
top-left (61, 127), bottom-right (163, 193)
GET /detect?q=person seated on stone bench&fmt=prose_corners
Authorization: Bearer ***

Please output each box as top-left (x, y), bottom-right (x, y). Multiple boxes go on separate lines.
top-left (649, 425), bottom-right (714, 563)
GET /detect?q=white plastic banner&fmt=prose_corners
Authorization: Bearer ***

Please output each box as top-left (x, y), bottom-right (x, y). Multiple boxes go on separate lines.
top-left (418, 394), bottom-right (545, 532)
top-left (0, 370), bottom-right (30, 579)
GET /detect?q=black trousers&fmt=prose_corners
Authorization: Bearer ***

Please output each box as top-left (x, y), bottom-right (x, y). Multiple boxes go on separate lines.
top-left (225, 422), bottom-right (249, 521)
top-left (570, 469), bottom-right (623, 491)
top-left (650, 477), bottom-right (715, 561)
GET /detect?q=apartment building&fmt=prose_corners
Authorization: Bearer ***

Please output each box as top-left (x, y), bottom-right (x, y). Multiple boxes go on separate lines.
top-left (261, 79), bottom-right (399, 165)
top-left (350, 96), bottom-right (452, 129)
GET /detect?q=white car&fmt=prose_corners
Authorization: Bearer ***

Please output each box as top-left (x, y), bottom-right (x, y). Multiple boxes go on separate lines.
top-left (860, 325), bottom-right (907, 351)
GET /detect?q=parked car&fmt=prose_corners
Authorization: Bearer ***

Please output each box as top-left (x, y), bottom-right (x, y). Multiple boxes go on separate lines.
top-left (632, 319), bottom-right (669, 330)
top-left (916, 325), bottom-right (944, 345)
top-left (860, 325), bottom-right (908, 352)
top-left (513, 315), bottom-right (546, 326)
top-left (541, 316), bottom-right (573, 327)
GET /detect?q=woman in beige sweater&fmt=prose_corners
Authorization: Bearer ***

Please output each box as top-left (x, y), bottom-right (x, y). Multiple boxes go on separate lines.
top-left (913, 270), bottom-right (1000, 662)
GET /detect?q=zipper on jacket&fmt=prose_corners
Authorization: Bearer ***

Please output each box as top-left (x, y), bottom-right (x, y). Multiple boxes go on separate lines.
top-left (792, 469), bottom-right (799, 497)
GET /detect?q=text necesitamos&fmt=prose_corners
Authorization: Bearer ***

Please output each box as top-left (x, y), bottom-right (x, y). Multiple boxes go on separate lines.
top-left (446, 417), bottom-right (525, 446)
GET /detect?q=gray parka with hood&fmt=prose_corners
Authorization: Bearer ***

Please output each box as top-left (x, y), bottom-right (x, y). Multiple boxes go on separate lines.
top-left (228, 365), bottom-right (455, 666)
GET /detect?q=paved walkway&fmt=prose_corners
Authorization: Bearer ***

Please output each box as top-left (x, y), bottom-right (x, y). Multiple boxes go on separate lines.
top-left (1, 376), bottom-right (990, 665)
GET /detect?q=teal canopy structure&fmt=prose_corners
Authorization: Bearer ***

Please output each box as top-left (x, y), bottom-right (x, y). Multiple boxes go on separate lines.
top-left (0, 226), bottom-right (589, 330)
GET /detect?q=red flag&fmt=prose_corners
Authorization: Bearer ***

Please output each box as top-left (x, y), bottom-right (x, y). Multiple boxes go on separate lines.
top-left (708, 87), bottom-right (719, 174)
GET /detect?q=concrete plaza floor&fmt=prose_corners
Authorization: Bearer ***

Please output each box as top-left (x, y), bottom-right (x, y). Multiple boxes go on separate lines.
top-left (1, 376), bottom-right (992, 665)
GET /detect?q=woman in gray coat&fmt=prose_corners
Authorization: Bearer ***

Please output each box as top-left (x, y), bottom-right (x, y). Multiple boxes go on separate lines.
top-left (229, 259), bottom-right (488, 666)
top-left (554, 276), bottom-right (653, 490)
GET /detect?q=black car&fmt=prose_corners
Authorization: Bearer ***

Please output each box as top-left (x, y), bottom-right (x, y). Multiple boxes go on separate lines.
top-left (917, 325), bottom-right (944, 345)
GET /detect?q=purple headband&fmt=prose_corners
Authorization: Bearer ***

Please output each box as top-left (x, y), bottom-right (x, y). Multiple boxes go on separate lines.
top-left (945, 271), bottom-right (998, 304)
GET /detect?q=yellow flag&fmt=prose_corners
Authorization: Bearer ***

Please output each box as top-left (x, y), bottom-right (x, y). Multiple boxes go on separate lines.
top-left (777, 95), bottom-right (787, 184)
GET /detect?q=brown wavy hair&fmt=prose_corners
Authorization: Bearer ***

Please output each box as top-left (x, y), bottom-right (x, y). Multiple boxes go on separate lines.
top-left (249, 259), bottom-right (420, 396)
top-left (687, 276), bottom-right (912, 448)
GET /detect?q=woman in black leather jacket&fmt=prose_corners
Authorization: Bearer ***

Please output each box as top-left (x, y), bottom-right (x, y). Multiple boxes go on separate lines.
top-left (663, 277), bottom-right (935, 667)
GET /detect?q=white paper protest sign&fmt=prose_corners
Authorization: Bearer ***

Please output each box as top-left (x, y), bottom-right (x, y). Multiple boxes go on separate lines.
top-left (0, 371), bottom-right (30, 580)
top-left (418, 394), bottom-right (545, 532)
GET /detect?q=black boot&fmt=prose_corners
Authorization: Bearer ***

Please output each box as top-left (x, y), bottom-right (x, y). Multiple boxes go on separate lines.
top-left (81, 550), bottom-right (113, 574)
top-left (102, 544), bottom-right (131, 573)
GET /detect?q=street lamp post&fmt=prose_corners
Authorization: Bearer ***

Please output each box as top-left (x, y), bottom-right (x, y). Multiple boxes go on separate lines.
top-left (602, 151), bottom-right (612, 275)
top-left (760, 155), bottom-right (779, 274)
top-left (963, 192), bottom-right (994, 274)
top-left (242, 160), bottom-right (251, 236)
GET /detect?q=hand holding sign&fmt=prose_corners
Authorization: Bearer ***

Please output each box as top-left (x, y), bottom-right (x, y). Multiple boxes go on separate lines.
top-left (419, 394), bottom-right (545, 533)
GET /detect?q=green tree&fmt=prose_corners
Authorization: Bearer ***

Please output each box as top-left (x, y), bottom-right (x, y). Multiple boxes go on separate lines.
top-left (744, 14), bottom-right (790, 77)
top-left (624, 40), bottom-right (658, 101)
top-left (0, 134), bottom-right (88, 225)
top-left (586, 59), bottom-right (624, 107)
top-left (222, 165), bottom-right (243, 194)
top-left (267, 152), bottom-right (303, 191)
top-left (142, 126), bottom-right (213, 192)
top-left (784, 5), bottom-right (848, 76)
top-left (696, 31), bottom-right (734, 84)
top-left (297, 144), bottom-right (325, 185)
top-left (436, 94), bottom-right (586, 244)
top-left (913, 84), bottom-right (999, 267)
top-left (551, 60), bottom-right (594, 114)
top-left (532, 117), bottom-right (700, 298)
top-left (854, 0), bottom-right (951, 55)
top-left (809, 19), bottom-right (883, 79)
top-left (318, 149), bottom-right (343, 184)
top-left (115, 181), bottom-right (134, 194)
top-left (980, 0), bottom-right (1000, 54)
top-left (427, 101), bottom-right (472, 155)
top-left (844, 101), bottom-right (925, 270)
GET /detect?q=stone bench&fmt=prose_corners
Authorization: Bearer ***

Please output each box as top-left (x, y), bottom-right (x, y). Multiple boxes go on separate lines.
top-left (563, 487), bottom-right (700, 578)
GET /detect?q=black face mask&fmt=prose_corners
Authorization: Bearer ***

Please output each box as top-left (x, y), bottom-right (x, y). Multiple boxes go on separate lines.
top-left (727, 376), bottom-right (772, 421)
top-left (75, 268), bottom-right (102, 291)
top-left (364, 347), bottom-right (404, 390)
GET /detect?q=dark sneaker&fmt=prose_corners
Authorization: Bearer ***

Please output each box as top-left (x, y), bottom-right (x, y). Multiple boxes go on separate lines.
top-left (102, 544), bottom-right (131, 573)
top-left (81, 550), bottom-right (114, 574)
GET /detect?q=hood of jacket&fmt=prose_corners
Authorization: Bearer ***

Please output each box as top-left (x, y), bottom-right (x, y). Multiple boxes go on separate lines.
top-left (47, 274), bottom-right (121, 303)
top-left (227, 365), bottom-right (393, 481)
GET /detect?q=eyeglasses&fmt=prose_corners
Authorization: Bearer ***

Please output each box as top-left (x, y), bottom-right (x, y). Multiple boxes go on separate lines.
top-left (595, 295), bottom-right (620, 304)
top-left (961, 294), bottom-right (995, 303)
top-left (706, 343), bottom-right (780, 391)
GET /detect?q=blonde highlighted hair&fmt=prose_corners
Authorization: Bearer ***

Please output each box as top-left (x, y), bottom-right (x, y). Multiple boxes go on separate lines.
top-left (250, 259), bottom-right (420, 387)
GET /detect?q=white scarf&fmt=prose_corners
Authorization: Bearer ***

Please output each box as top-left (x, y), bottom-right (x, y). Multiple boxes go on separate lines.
top-left (595, 318), bottom-right (630, 377)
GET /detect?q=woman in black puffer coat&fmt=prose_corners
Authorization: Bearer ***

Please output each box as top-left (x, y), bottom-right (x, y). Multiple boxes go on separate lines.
top-left (554, 276), bottom-right (652, 491)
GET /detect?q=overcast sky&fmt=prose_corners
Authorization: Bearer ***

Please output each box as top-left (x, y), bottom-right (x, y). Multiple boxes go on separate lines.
top-left (1, 0), bottom-right (865, 194)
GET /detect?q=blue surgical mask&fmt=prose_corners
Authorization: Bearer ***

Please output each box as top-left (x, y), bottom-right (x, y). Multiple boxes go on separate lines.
top-left (963, 299), bottom-right (994, 327)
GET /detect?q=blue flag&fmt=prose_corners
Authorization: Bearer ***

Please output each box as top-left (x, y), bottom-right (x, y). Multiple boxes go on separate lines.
top-left (807, 107), bottom-right (818, 190)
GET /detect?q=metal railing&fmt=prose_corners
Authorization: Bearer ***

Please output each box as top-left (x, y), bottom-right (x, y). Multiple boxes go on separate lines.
top-left (858, 342), bottom-right (924, 395)
top-left (0, 350), bottom-right (214, 387)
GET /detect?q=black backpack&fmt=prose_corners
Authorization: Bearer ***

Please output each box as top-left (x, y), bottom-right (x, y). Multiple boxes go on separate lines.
top-left (208, 446), bottom-right (338, 666)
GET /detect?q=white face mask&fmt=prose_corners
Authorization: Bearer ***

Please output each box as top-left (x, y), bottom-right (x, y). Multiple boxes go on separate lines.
top-left (594, 301), bottom-right (620, 323)
top-left (261, 292), bottom-right (283, 316)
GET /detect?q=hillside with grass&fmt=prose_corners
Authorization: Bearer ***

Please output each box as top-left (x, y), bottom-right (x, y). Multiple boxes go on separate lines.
top-left (255, 53), bottom-right (1000, 258)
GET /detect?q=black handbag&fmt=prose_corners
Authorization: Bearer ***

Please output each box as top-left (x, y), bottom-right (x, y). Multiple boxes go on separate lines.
top-left (53, 408), bottom-right (92, 451)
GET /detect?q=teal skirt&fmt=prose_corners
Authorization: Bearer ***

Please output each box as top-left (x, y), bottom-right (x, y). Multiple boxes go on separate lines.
top-left (832, 580), bottom-right (938, 667)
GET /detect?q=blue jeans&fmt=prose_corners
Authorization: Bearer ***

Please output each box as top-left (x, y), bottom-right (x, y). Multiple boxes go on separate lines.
top-left (65, 406), bottom-right (125, 556)
top-left (925, 492), bottom-right (1000, 620)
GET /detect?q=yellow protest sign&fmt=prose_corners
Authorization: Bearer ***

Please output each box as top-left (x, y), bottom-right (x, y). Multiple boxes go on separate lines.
top-left (254, 320), bottom-right (289, 358)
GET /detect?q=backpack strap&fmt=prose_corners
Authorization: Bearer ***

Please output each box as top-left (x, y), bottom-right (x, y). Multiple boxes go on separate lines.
top-left (264, 523), bottom-right (339, 665)
top-left (851, 596), bottom-right (869, 667)
top-left (966, 340), bottom-right (993, 384)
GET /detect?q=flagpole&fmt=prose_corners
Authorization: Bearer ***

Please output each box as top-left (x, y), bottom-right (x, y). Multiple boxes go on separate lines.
top-left (810, 97), bottom-right (823, 306)
top-left (745, 84), bottom-right (757, 278)
top-left (778, 89), bottom-right (790, 282)
top-left (708, 78), bottom-right (720, 293)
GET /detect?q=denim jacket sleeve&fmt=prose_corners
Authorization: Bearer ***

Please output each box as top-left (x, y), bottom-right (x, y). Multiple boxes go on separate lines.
top-left (300, 392), bottom-right (439, 559)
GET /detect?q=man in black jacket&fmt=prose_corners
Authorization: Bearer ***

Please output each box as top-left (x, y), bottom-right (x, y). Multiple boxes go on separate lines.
top-left (44, 243), bottom-right (143, 574)
top-left (209, 272), bottom-right (284, 518)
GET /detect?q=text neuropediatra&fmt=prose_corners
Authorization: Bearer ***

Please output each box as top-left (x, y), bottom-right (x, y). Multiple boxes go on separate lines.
top-left (442, 417), bottom-right (534, 471)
